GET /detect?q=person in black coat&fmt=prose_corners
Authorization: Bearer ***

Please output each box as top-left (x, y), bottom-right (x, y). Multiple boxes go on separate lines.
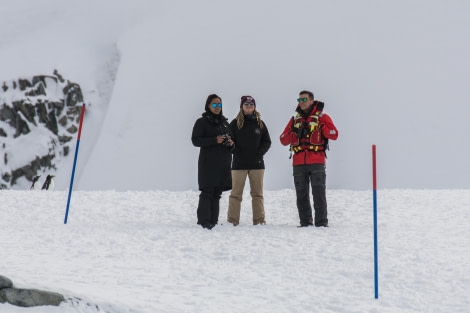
top-left (191, 94), bottom-right (234, 229)
top-left (227, 95), bottom-right (271, 226)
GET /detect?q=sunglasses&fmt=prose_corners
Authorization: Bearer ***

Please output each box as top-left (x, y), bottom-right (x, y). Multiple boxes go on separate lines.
top-left (243, 102), bottom-right (255, 106)
top-left (211, 103), bottom-right (222, 108)
top-left (297, 98), bottom-right (310, 103)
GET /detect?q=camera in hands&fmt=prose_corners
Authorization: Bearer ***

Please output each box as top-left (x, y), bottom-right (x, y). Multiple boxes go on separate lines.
top-left (222, 134), bottom-right (231, 147)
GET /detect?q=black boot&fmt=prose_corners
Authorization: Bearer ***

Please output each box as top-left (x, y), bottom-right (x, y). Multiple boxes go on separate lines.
top-left (201, 223), bottom-right (214, 230)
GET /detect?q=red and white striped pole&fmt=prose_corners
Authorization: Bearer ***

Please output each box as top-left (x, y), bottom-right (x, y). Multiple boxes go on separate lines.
top-left (64, 103), bottom-right (86, 224)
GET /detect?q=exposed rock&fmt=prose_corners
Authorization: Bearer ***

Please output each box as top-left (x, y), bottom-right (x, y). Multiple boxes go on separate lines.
top-left (59, 115), bottom-right (68, 127)
top-left (0, 288), bottom-right (64, 307)
top-left (0, 275), bottom-right (13, 289)
top-left (0, 105), bottom-right (18, 128)
top-left (14, 114), bottom-right (31, 137)
top-left (32, 75), bottom-right (57, 87)
top-left (2, 172), bottom-right (10, 183)
top-left (67, 105), bottom-right (82, 118)
top-left (25, 82), bottom-right (47, 97)
top-left (0, 275), bottom-right (64, 307)
top-left (13, 101), bottom-right (37, 125)
top-left (18, 79), bottom-right (32, 91)
top-left (11, 154), bottom-right (55, 185)
top-left (58, 135), bottom-right (73, 144)
top-left (53, 69), bottom-right (65, 83)
top-left (67, 125), bottom-right (78, 134)
top-left (0, 70), bottom-right (86, 189)
top-left (64, 81), bottom-right (83, 107)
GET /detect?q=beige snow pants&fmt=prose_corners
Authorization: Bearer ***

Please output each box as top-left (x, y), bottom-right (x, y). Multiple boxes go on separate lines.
top-left (227, 169), bottom-right (266, 225)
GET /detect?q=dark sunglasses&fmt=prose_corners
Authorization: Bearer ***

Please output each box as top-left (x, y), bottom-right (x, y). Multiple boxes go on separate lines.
top-left (211, 103), bottom-right (222, 108)
top-left (297, 98), bottom-right (310, 103)
top-left (243, 102), bottom-right (255, 106)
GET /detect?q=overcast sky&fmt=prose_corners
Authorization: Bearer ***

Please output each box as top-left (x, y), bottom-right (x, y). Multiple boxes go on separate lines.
top-left (2, 0), bottom-right (470, 191)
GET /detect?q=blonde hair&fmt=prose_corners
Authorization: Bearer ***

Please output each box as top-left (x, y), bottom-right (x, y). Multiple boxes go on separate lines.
top-left (235, 108), bottom-right (264, 129)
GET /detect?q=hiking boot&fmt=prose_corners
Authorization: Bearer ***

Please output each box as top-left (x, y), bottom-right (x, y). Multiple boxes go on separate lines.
top-left (227, 220), bottom-right (238, 226)
top-left (201, 223), bottom-right (213, 230)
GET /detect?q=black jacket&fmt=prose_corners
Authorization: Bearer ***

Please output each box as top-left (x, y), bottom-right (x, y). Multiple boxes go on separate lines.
top-left (191, 112), bottom-right (233, 191)
top-left (230, 115), bottom-right (271, 170)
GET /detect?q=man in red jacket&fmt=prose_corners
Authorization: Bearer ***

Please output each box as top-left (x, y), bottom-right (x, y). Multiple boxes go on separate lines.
top-left (280, 90), bottom-right (338, 227)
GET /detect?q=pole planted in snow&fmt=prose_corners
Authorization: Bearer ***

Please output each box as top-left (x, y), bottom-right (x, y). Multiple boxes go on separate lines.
top-left (64, 103), bottom-right (86, 224)
top-left (372, 144), bottom-right (379, 299)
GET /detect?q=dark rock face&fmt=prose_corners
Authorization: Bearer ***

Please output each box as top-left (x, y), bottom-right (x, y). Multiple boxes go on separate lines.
top-left (0, 70), bottom-right (85, 189)
top-left (0, 275), bottom-right (64, 307)
top-left (10, 155), bottom-right (56, 185)
top-left (0, 276), bottom-right (13, 289)
top-left (0, 288), bottom-right (64, 307)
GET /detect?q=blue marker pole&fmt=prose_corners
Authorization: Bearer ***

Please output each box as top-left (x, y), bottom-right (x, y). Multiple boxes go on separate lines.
top-left (64, 103), bottom-right (86, 224)
top-left (372, 144), bottom-right (379, 299)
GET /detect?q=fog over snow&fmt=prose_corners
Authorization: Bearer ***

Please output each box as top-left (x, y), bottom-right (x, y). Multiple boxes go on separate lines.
top-left (1, 1), bottom-right (470, 192)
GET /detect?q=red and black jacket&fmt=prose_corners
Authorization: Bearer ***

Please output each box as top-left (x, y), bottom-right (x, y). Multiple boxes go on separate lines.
top-left (280, 101), bottom-right (338, 166)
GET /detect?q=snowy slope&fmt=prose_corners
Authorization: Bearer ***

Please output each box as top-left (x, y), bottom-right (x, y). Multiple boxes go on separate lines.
top-left (1, 189), bottom-right (469, 312)
top-left (0, 0), bottom-right (144, 190)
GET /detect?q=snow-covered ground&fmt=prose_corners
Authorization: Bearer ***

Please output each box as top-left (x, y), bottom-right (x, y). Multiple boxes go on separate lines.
top-left (1, 189), bottom-right (469, 312)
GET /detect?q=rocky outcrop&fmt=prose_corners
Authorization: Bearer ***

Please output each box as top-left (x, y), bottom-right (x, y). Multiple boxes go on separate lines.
top-left (0, 275), bottom-right (64, 307)
top-left (0, 70), bottom-right (85, 189)
top-left (0, 276), bottom-right (12, 289)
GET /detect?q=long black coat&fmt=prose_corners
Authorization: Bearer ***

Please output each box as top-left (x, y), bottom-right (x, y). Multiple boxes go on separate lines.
top-left (230, 115), bottom-right (271, 170)
top-left (191, 112), bottom-right (233, 191)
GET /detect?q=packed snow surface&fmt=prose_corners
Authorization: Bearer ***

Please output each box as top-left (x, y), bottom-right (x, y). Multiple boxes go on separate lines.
top-left (1, 189), bottom-right (469, 312)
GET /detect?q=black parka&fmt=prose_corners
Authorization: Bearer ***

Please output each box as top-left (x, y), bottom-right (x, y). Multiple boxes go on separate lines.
top-left (230, 115), bottom-right (271, 170)
top-left (191, 111), bottom-right (233, 191)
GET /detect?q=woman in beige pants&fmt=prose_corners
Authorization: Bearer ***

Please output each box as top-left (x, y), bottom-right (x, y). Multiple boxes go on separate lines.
top-left (227, 95), bottom-right (271, 226)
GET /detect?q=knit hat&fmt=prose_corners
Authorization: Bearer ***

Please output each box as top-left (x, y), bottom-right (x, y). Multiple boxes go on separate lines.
top-left (240, 95), bottom-right (256, 108)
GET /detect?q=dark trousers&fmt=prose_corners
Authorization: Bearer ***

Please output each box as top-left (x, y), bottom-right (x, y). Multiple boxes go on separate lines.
top-left (293, 164), bottom-right (328, 226)
top-left (197, 187), bottom-right (222, 227)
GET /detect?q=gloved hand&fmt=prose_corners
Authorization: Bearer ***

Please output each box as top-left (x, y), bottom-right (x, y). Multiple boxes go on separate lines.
top-left (290, 132), bottom-right (299, 145)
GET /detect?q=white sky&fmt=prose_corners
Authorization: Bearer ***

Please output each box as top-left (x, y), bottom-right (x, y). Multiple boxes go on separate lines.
top-left (1, 0), bottom-right (470, 191)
